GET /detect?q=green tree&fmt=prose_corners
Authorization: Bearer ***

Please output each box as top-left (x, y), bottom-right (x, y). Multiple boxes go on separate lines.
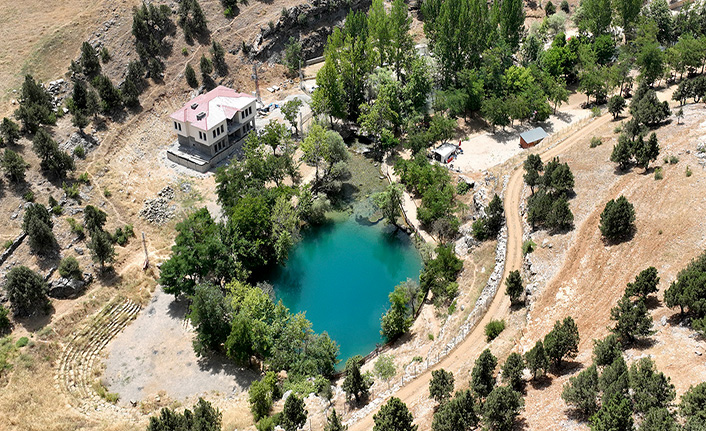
top-left (374, 355), bottom-right (397, 389)
top-left (189, 284), bottom-right (231, 354)
top-left (626, 267), bottom-right (659, 299)
top-left (23, 203), bottom-right (55, 253)
top-left (471, 348), bottom-right (497, 398)
top-left (483, 386), bottom-right (523, 431)
top-left (599, 196), bottom-right (635, 242)
top-left (501, 352), bottom-right (525, 392)
top-left (614, 0), bottom-right (642, 36)
top-left (374, 183), bottom-right (403, 229)
top-left (608, 95), bottom-right (626, 119)
top-left (543, 316), bottom-right (579, 368)
top-left (58, 256), bottom-right (82, 280)
top-left (592, 334), bottom-right (622, 367)
top-left (80, 41), bottom-right (101, 76)
top-left (84, 205), bottom-right (107, 233)
top-left (611, 295), bottom-right (654, 344)
top-left (325, 409), bottom-right (347, 431)
top-left (311, 56), bottom-right (346, 122)
top-left (343, 355), bottom-right (372, 404)
top-left (505, 270), bottom-right (524, 305)
top-left (88, 228), bottom-right (115, 270)
top-left (599, 356), bottom-right (629, 403)
top-left (381, 282), bottom-right (412, 341)
top-left (610, 134), bottom-right (633, 171)
top-left (525, 340), bottom-right (549, 379)
top-left (523, 154), bottom-right (544, 194)
top-left (635, 132), bottom-right (660, 171)
top-left (4, 266), bottom-right (49, 317)
top-left (373, 397), bottom-right (417, 431)
top-left (200, 54), bottom-right (213, 80)
top-left (299, 124), bottom-right (348, 193)
top-left (429, 369), bottom-right (455, 404)
top-left (0, 118), bottom-right (21, 146)
top-left (547, 198), bottom-right (574, 231)
top-left (545, 1), bottom-right (556, 15)
top-left (147, 398), bottom-right (221, 431)
top-left (0, 305), bottom-right (9, 333)
top-left (499, 0), bottom-right (525, 51)
top-left (431, 389), bottom-right (478, 431)
top-left (680, 382), bottom-right (706, 426)
top-left (562, 364), bottom-right (599, 417)
top-left (15, 75), bottom-right (54, 133)
top-left (631, 88), bottom-right (670, 126)
top-left (629, 357), bottom-right (675, 415)
top-left (578, 0), bottom-right (612, 36)
top-left (281, 98), bottom-right (303, 136)
top-left (388, 0), bottom-right (414, 79)
top-left (589, 394), bottom-right (633, 431)
top-left (92, 74), bottom-right (122, 112)
top-left (249, 378), bottom-right (274, 421)
top-left (281, 394), bottom-right (307, 431)
top-left (283, 37), bottom-right (303, 76)
top-left (640, 408), bottom-right (679, 431)
top-left (1, 149), bottom-right (28, 183)
top-left (185, 63), bottom-right (198, 88)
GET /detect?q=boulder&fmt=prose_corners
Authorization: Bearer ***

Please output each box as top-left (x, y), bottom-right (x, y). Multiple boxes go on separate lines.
top-left (48, 273), bottom-right (93, 299)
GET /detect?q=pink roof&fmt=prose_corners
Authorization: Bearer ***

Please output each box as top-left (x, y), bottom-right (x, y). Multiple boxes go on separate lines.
top-left (169, 86), bottom-right (256, 130)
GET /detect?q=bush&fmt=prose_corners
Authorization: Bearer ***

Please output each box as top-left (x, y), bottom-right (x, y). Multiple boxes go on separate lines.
top-left (67, 217), bottom-right (85, 238)
top-left (669, 155), bottom-right (679, 164)
top-left (590, 137), bottom-right (602, 148)
top-left (77, 172), bottom-right (90, 184)
top-left (73, 145), bottom-right (85, 158)
top-left (545, 1), bottom-right (556, 15)
top-left (456, 180), bottom-right (471, 195)
top-left (522, 239), bottom-right (536, 255)
top-left (63, 182), bottom-right (80, 200)
top-left (591, 106), bottom-right (601, 117)
top-left (654, 167), bottom-right (663, 180)
top-left (485, 319), bottom-right (506, 341)
top-left (560, 0), bottom-right (569, 12)
top-left (599, 196), bottom-right (635, 242)
top-left (15, 337), bottom-right (28, 348)
top-left (103, 188), bottom-right (112, 198)
top-left (58, 256), bottom-right (82, 280)
top-left (51, 205), bottom-right (63, 215)
top-left (686, 166), bottom-right (693, 177)
top-left (0, 306), bottom-right (10, 332)
top-left (3, 240), bottom-right (12, 250)
top-left (22, 191), bottom-right (34, 202)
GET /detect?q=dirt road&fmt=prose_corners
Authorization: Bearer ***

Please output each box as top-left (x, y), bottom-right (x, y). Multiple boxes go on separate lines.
top-left (347, 113), bottom-right (614, 430)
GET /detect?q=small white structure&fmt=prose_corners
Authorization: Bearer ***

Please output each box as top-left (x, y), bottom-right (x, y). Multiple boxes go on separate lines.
top-left (432, 143), bottom-right (459, 164)
top-left (167, 86), bottom-right (257, 172)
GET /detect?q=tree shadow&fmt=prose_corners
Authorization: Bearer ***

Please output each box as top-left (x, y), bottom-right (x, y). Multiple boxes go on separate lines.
top-left (666, 311), bottom-right (687, 327)
top-left (601, 227), bottom-right (636, 246)
top-left (16, 303), bottom-right (55, 332)
top-left (645, 295), bottom-right (662, 310)
top-left (513, 416), bottom-right (530, 430)
top-left (564, 407), bottom-right (592, 423)
top-left (629, 337), bottom-right (657, 351)
top-left (98, 267), bottom-right (124, 288)
top-left (612, 165), bottom-right (634, 176)
top-left (166, 295), bottom-right (191, 320)
top-left (529, 375), bottom-right (553, 390)
top-left (552, 360), bottom-right (584, 377)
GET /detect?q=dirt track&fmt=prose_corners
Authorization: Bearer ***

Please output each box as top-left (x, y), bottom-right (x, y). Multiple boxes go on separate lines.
top-left (348, 114), bottom-right (614, 430)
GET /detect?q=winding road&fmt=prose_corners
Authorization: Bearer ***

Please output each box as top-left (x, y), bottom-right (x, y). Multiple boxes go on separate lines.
top-left (348, 113), bottom-right (614, 430)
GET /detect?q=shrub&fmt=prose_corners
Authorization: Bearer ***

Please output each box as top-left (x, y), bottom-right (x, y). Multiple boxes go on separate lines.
top-left (63, 182), bottom-right (80, 200)
top-left (686, 166), bottom-right (693, 177)
top-left (15, 337), bottom-right (28, 348)
top-left (669, 155), bottom-right (679, 164)
top-left (0, 306), bottom-right (10, 332)
top-left (58, 256), bottom-right (82, 280)
top-left (93, 381), bottom-right (119, 404)
top-left (5, 266), bottom-right (49, 317)
top-left (545, 0), bottom-right (556, 15)
top-left (457, 180), bottom-right (471, 195)
top-left (522, 239), bottom-right (536, 255)
top-left (103, 188), bottom-right (112, 198)
top-left (22, 191), bottom-right (34, 202)
top-left (77, 172), bottom-right (90, 184)
top-left (51, 205), bottom-right (63, 215)
top-left (182, 47), bottom-right (189, 56)
top-left (485, 319), bottom-right (506, 341)
top-left (73, 145), bottom-right (85, 158)
top-left (654, 167), bottom-right (663, 180)
top-left (560, 0), bottom-right (569, 12)
top-left (590, 136), bottom-right (602, 148)
top-left (67, 217), bottom-right (85, 238)
top-left (591, 106), bottom-right (601, 117)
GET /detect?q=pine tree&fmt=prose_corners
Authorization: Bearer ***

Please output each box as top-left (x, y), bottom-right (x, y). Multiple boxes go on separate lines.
top-left (185, 64), bottom-right (199, 88)
top-left (471, 349), bottom-right (497, 398)
top-left (505, 270), bottom-right (524, 305)
top-left (610, 295), bottom-right (654, 344)
top-left (89, 228), bottom-right (116, 270)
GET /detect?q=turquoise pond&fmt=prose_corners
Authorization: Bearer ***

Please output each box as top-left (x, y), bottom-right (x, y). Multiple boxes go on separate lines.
top-left (270, 214), bottom-right (423, 365)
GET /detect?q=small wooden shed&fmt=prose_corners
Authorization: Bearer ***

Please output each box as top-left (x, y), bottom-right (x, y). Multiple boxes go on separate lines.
top-left (519, 127), bottom-right (549, 149)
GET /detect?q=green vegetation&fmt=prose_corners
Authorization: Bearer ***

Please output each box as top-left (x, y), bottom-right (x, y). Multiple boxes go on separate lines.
top-left (374, 354), bottom-right (397, 389)
top-left (590, 136), bottom-right (603, 148)
top-left (666, 250), bottom-right (706, 335)
top-left (522, 239), bottom-right (536, 255)
top-left (132, 3), bottom-right (173, 79)
top-left (343, 355), bottom-right (373, 404)
top-left (485, 319), bottom-right (506, 342)
top-left (32, 129), bottom-right (75, 179)
top-left (381, 281), bottom-right (415, 341)
top-left (177, 0), bottom-right (208, 42)
top-left (544, 316), bottom-right (579, 368)
top-left (1, 149), bottom-right (29, 183)
top-left (472, 194), bottom-right (504, 241)
top-left (420, 244), bottom-right (463, 306)
top-left (281, 394), bottom-right (307, 431)
top-left (147, 398), bottom-right (221, 431)
top-left (599, 195), bottom-right (635, 242)
top-left (505, 270), bottom-right (524, 305)
top-left (429, 369), bottom-right (455, 404)
top-left (58, 256), bottom-right (82, 280)
top-left (0, 117), bottom-right (21, 146)
top-left (501, 353), bottom-right (525, 392)
top-left (373, 397), bottom-right (418, 431)
top-left (525, 155), bottom-right (575, 232)
top-left (15, 75), bottom-right (55, 134)
top-left (471, 348), bottom-right (497, 398)
top-left (4, 266), bottom-right (49, 317)
top-left (0, 306), bottom-right (9, 333)
top-left (23, 203), bottom-right (55, 253)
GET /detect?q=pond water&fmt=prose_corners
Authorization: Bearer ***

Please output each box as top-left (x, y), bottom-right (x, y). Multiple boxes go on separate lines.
top-left (270, 213), bottom-right (423, 366)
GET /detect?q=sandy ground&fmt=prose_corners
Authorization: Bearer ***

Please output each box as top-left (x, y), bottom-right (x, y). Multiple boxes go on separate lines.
top-left (103, 287), bottom-right (257, 406)
top-left (452, 108), bottom-right (590, 172)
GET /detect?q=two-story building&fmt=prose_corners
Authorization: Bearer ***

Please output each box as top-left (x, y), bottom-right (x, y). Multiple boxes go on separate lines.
top-left (167, 86), bottom-right (258, 172)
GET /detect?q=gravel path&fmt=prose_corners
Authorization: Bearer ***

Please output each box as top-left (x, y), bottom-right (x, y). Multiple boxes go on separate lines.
top-left (103, 287), bottom-right (256, 406)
